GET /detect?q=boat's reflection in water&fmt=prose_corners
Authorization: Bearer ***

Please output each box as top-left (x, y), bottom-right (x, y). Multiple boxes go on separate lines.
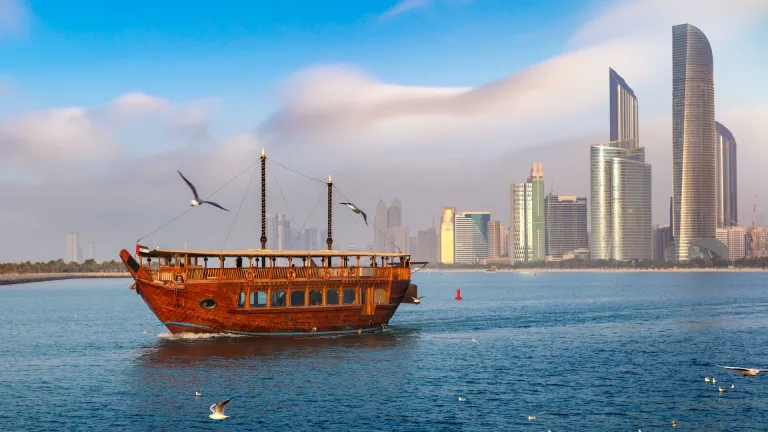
top-left (137, 327), bottom-right (420, 368)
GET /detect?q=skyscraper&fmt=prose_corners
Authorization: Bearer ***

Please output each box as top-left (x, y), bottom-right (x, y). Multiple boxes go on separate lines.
top-left (511, 163), bottom-right (546, 263)
top-left (652, 225), bottom-right (673, 261)
top-left (440, 207), bottom-right (456, 264)
top-left (672, 24), bottom-right (717, 260)
top-left (66, 233), bottom-right (79, 263)
top-left (544, 194), bottom-right (588, 259)
top-left (590, 68), bottom-right (652, 261)
top-left (373, 200), bottom-right (388, 252)
top-left (715, 121), bottom-right (738, 228)
top-left (610, 67), bottom-right (639, 142)
top-left (454, 212), bottom-right (490, 264)
top-left (266, 213), bottom-right (279, 250)
top-left (387, 198), bottom-right (402, 228)
top-left (487, 220), bottom-right (502, 260)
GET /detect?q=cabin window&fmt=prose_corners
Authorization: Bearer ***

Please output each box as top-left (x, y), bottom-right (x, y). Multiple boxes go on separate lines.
top-left (237, 292), bottom-right (246, 308)
top-left (250, 291), bottom-right (267, 308)
top-left (309, 290), bottom-right (323, 306)
top-left (360, 287), bottom-right (367, 305)
top-left (271, 290), bottom-right (286, 307)
top-left (199, 298), bottom-right (217, 310)
top-left (290, 290), bottom-right (305, 307)
top-left (343, 289), bottom-right (356, 305)
top-left (326, 289), bottom-right (340, 305)
top-left (374, 288), bottom-right (388, 304)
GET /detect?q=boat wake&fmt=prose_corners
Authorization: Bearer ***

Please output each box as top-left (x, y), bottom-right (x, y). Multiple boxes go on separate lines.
top-left (157, 332), bottom-right (245, 340)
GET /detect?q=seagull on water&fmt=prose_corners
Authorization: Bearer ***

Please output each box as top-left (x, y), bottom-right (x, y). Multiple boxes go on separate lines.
top-left (458, 396), bottom-right (467, 402)
top-left (195, 391), bottom-right (202, 397)
top-left (717, 365), bottom-right (768, 376)
top-left (718, 386), bottom-right (726, 393)
top-left (142, 329), bottom-right (148, 334)
top-left (412, 296), bottom-right (424, 304)
top-left (731, 384), bottom-right (735, 389)
top-left (178, 171), bottom-right (229, 212)
top-left (339, 202), bottom-right (368, 225)
top-left (209, 399), bottom-right (231, 420)
top-left (527, 416), bottom-right (536, 421)
top-left (704, 377), bottom-right (712, 382)
top-left (471, 338), bottom-right (479, 344)
top-left (672, 420), bottom-right (677, 428)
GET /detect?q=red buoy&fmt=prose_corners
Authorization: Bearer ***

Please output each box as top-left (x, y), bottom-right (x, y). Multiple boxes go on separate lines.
top-left (455, 288), bottom-right (462, 301)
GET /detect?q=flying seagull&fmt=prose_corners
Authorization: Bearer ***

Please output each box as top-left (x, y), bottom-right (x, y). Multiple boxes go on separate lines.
top-left (412, 296), bottom-right (424, 304)
top-left (717, 365), bottom-right (768, 376)
top-left (178, 171), bottom-right (229, 212)
top-left (209, 399), bottom-right (231, 420)
top-left (339, 202), bottom-right (368, 225)
top-left (471, 338), bottom-right (479, 344)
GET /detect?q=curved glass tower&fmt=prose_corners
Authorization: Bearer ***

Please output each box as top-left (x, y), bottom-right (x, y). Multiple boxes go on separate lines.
top-left (715, 121), bottom-right (737, 228)
top-left (610, 68), bottom-right (639, 142)
top-left (672, 24), bottom-right (716, 261)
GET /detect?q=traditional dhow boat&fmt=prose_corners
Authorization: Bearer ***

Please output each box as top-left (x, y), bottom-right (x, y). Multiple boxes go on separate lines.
top-left (120, 151), bottom-right (418, 336)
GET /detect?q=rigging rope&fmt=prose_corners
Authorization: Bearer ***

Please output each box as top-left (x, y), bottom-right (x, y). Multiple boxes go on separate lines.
top-left (333, 184), bottom-right (402, 253)
top-left (221, 163), bottom-right (259, 250)
top-left (136, 157), bottom-right (261, 243)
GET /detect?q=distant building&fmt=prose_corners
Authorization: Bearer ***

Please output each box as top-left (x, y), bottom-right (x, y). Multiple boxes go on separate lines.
top-left (440, 207), bottom-right (456, 264)
top-left (387, 226), bottom-right (409, 254)
top-left (501, 225), bottom-right (509, 258)
top-left (86, 242), bottom-right (95, 261)
top-left (373, 200), bottom-right (388, 252)
top-left (544, 194), bottom-right (588, 259)
top-left (266, 213), bottom-right (281, 250)
top-left (672, 24), bottom-right (716, 260)
top-left (716, 226), bottom-right (746, 260)
top-left (487, 220), bottom-right (502, 260)
top-left (387, 198), bottom-right (403, 229)
top-left (66, 233), bottom-right (79, 263)
top-left (454, 212), bottom-right (490, 264)
top-left (716, 121), bottom-right (738, 228)
top-left (416, 228), bottom-right (439, 263)
top-left (652, 225), bottom-right (673, 261)
top-left (408, 235), bottom-right (418, 258)
top-left (749, 227), bottom-right (767, 258)
top-left (511, 163), bottom-right (546, 263)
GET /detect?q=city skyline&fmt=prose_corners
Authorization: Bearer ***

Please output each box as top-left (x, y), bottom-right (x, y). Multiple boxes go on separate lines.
top-left (2, 1), bottom-right (767, 262)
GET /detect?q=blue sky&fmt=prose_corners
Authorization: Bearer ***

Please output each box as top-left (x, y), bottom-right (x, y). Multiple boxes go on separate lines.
top-left (2, 0), bottom-right (587, 124)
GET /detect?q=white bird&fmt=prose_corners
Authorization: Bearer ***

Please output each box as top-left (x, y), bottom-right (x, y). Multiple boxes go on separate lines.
top-left (717, 365), bottom-right (768, 376)
top-left (471, 338), bottom-right (479, 344)
top-left (731, 384), bottom-right (735, 389)
top-left (209, 399), bottom-right (231, 420)
top-left (74, 314), bottom-right (78, 318)
top-left (412, 296), bottom-right (424, 304)
top-left (718, 386), bottom-right (726, 393)
top-left (195, 391), bottom-right (202, 397)
top-left (339, 202), bottom-right (368, 225)
top-left (458, 397), bottom-right (467, 402)
top-left (528, 415), bottom-right (536, 421)
top-left (704, 377), bottom-right (712, 382)
top-left (142, 329), bottom-right (148, 334)
top-left (178, 171), bottom-right (229, 212)
top-left (712, 378), bottom-right (717, 384)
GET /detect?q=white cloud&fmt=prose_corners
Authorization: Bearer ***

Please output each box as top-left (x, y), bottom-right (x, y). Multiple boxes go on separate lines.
top-left (0, 0), bottom-right (28, 37)
top-left (380, 0), bottom-right (432, 19)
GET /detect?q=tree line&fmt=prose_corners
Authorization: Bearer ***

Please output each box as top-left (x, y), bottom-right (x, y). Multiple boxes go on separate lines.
top-left (0, 259), bottom-right (126, 274)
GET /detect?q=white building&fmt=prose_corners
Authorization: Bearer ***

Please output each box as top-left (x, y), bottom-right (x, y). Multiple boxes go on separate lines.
top-left (454, 212), bottom-right (490, 264)
top-left (66, 233), bottom-right (79, 263)
top-left (716, 226), bottom-right (746, 261)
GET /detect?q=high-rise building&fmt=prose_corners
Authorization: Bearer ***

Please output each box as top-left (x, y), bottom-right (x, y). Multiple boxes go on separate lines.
top-left (86, 242), bottom-right (95, 261)
top-left (715, 121), bottom-right (738, 228)
top-left (373, 200), bottom-right (388, 252)
top-left (716, 226), bottom-right (746, 260)
top-left (454, 212), bottom-right (490, 264)
top-left (266, 213), bottom-right (279, 250)
top-left (749, 227), bottom-right (766, 258)
top-left (610, 67), bottom-right (639, 142)
top-left (487, 220), bottom-right (502, 260)
top-left (501, 225), bottom-right (509, 258)
top-left (426, 226), bottom-right (438, 263)
top-left (66, 232), bottom-right (79, 263)
top-left (387, 226), bottom-right (409, 254)
top-left (408, 235), bottom-right (419, 258)
top-left (276, 214), bottom-right (290, 250)
top-left (544, 194), bottom-right (588, 259)
top-left (652, 225), bottom-right (673, 261)
top-left (590, 68), bottom-right (652, 261)
top-left (672, 24), bottom-right (717, 260)
top-left (511, 164), bottom-right (545, 263)
top-left (440, 207), bottom-right (456, 264)
top-left (416, 228), bottom-right (439, 263)
top-left (387, 198), bottom-right (402, 229)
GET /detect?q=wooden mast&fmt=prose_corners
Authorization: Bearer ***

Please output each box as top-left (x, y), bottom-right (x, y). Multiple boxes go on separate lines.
top-left (260, 148), bottom-right (267, 251)
top-left (326, 175), bottom-right (333, 250)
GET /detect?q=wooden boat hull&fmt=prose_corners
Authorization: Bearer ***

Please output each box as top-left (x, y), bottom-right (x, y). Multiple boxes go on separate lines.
top-left (120, 250), bottom-right (411, 336)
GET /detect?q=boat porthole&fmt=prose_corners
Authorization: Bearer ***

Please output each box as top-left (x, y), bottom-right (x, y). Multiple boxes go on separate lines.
top-left (199, 298), bottom-right (217, 310)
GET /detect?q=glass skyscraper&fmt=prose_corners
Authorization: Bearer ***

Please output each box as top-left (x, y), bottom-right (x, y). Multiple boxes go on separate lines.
top-left (544, 194), bottom-right (588, 259)
top-left (672, 24), bottom-right (717, 260)
top-left (454, 212), bottom-right (490, 264)
top-left (511, 163), bottom-right (545, 263)
top-left (715, 121), bottom-right (737, 228)
top-left (590, 68), bottom-right (652, 261)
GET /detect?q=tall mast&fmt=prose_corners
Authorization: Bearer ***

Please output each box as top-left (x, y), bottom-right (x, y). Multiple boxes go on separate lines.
top-left (260, 148), bottom-right (267, 250)
top-left (327, 175), bottom-right (333, 250)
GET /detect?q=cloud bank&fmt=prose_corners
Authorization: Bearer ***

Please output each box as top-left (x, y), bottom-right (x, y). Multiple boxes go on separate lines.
top-left (0, 0), bottom-right (28, 37)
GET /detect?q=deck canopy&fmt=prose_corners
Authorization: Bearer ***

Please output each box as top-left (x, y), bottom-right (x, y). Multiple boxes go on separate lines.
top-left (141, 248), bottom-right (410, 259)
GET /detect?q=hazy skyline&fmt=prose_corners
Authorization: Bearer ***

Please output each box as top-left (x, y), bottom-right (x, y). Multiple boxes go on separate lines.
top-left (1, 0), bottom-right (767, 261)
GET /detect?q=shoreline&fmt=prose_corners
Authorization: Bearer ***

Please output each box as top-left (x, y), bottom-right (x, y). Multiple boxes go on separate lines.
top-left (0, 273), bottom-right (131, 286)
top-left (419, 268), bottom-right (768, 273)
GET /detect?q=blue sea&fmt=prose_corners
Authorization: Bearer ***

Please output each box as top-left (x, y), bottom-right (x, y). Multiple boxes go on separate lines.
top-left (1, 271), bottom-right (768, 431)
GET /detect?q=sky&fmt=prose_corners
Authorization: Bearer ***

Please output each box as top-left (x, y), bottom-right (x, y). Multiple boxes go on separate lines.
top-left (1, 0), bottom-right (767, 262)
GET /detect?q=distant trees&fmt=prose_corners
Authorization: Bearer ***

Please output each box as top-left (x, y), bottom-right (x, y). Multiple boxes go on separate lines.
top-left (0, 259), bottom-right (125, 274)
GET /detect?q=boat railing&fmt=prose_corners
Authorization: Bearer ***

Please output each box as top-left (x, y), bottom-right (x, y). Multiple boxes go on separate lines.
top-left (145, 264), bottom-right (408, 282)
